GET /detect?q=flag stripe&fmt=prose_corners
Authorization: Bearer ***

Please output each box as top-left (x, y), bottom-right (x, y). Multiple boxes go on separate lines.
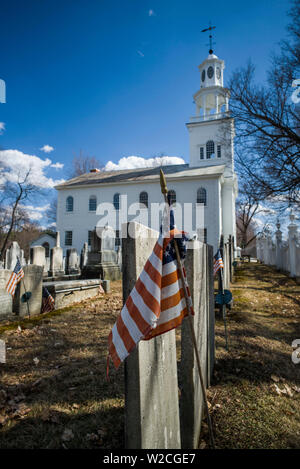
top-left (116, 315), bottom-right (136, 353)
top-left (121, 304), bottom-right (145, 344)
top-left (145, 307), bottom-right (188, 340)
top-left (135, 279), bottom-right (160, 317)
top-left (126, 295), bottom-right (152, 335)
top-left (161, 287), bottom-right (185, 311)
top-left (108, 207), bottom-right (194, 370)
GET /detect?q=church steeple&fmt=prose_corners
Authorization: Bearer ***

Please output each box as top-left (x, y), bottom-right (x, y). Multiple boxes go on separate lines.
top-left (186, 50), bottom-right (234, 173)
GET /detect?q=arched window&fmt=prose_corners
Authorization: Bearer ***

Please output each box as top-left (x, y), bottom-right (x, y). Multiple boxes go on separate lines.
top-left (197, 188), bottom-right (207, 206)
top-left (89, 195), bottom-right (97, 211)
top-left (113, 193), bottom-right (120, 210)
top-left (139, 191), bottom-right (148, 208)
top-left (42, 242), bottom-right (50, 257)
top-left (66, 196), bottom-right (74, 212)
top-left (206, 140), bottom-right (215, 159)
top-left (168, 190), bottom-right (176, 206)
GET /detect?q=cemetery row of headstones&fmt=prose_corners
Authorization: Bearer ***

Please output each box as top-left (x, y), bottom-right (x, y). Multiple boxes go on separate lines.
top-left (0, 227), bottom-right (121, 319)
top-left (1, 227), bottom-right (122, 279)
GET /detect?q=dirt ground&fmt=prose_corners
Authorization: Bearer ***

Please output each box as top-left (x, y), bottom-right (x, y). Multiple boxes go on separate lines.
top-left (0, 263), bottom-right (299, 449)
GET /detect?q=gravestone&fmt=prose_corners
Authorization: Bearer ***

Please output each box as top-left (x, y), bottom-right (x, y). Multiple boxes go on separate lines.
top-left (49, 232), bottom-right (64, 277)
top-left (13, 265), bottom-right (43, 317)
top-left (30, 246), bottom-right (47, 276)
top-left (0, 269), bottom-right (13, 317)
top-left (83, 226), bottom-right (121, 280)
top-left (180, 240), bottom-right (214, 448)
top-left (80, 242), bottom-right (89, 269)
top-left (5, 242), bottom-right (21, 270)
top-left (66, 249), bottom-right (80, 275)
top-left (123, 221), bottom-right (181, 449)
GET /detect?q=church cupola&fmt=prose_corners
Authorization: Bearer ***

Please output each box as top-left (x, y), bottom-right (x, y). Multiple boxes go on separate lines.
top-left (199, 53), bottom-right (224, 88)
top-left (186, 49), bottom-right (235, 173)
top-left (193, 52), bottom-right (229, 119)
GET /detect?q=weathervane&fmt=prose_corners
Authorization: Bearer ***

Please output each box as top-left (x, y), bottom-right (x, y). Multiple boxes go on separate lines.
top-left (201, 22), bottom-right (216, 54)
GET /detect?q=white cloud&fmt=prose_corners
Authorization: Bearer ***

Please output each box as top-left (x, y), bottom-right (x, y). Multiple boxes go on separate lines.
top-left (51, 162), bottom-right (64, 169)
top-left (148, 9), bottom-right (155, 16)
top-left (20, 204), bottom-right (51, 221)
top-left (104, 155), bottom-right (185, 171)
top-left (40, 144), bottom-right (54, 153)
top-left (0, 122), bottom-right (5, 133)
top-left (0, 149), bottom-right (65, 188)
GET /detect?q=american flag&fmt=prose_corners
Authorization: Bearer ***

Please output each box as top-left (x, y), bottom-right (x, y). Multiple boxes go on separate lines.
top-left (213, 249), bottom-right (224, 276)
top-left (108, 208), bottom-right (193, 370)
top-left (5, 258), bottom-right (24, 297)
top-left (41, 287), bottom-right (55, 313)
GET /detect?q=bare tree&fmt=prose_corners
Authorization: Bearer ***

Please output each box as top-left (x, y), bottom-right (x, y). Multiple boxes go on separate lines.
top-left (45, 195), bottom-right (57, 227)
top-left (229, 0), bottom-right (300, 206)
top-left (71, 150), bottom-right (101, 177)
top-left (0, 170), bottom-right (42, 260)
top-left (236, 182), bottom-right (272, 250)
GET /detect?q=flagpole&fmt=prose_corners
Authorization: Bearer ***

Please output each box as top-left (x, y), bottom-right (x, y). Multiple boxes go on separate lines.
top-left (160, 169), bottom-right (215, 450)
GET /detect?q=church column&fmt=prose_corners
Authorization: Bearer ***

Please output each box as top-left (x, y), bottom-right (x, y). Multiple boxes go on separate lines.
top-left (215, 94), bottom-right (219, 117)
top-left (225, 95), bottom-right (229, 112)
top-left (202, 95), bottom-right (207, 120)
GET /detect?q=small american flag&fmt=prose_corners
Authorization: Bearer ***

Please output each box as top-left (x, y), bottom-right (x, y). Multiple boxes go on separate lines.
top-left (41, 287), bottom-right (55, 313)
top-left (108, 207), bottom-right (193, 370)
top-left (213, 249), bottom-right (224, 276)
top-left (6, 258), bottom-right (24, 297)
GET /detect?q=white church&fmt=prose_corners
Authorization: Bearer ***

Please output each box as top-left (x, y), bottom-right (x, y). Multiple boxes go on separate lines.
top-left (55, 50), bottom-right (238, 254)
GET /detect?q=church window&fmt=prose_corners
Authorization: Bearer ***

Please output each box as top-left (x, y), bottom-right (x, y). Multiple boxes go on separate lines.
top-left (66, 196), bottom-right (73, 212)
top-left (206, 140), bottom-right (215, 159)
top-left (217, 145), bottom-right (221, 158)
top-left (113, 193), bottom-right (120, 210)
top-left (88, 230), bottom-right (92, 246)
top-left (200, 147), bottom-right (204, 159)
top-left (139, 191), bottom-right (148, 208)
top-left (65, 231), bottom-right (73, 246)
top-left (89, 195), bottom-right (97, 211)
top-left (168, 190), bottom-right (176, 206)
top-left (197, 188), bottom-right (207, 206)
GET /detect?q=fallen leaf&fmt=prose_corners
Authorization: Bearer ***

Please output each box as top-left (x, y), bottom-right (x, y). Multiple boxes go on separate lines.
top-left (33, 357), bottom-right (39, 366)
top-left (62, 428), bottom-right (74, 441)
top-left (271, 375), bottom-right (280, 383)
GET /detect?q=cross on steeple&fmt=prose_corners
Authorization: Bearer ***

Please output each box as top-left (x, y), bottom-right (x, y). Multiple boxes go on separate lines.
top-left (201, 22), bottom-right (216, 54)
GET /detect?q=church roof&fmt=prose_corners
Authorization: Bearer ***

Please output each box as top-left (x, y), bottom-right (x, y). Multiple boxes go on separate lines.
top-left (55, 163), bottom-right (225, 189)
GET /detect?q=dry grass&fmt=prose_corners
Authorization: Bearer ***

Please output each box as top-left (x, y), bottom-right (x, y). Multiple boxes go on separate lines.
top-left (0, 281), bottom-right (124, 449)
top-left (202, 263), bottom-right (300, 449)
top-left (1, 264), bottom-right (300, 449)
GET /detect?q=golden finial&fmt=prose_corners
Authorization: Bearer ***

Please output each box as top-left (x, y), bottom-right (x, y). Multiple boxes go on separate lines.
top-left (160, 169), bottom-right (168, 195)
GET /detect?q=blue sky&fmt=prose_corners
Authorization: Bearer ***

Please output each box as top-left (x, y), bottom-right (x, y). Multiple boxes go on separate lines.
top-left (0, 0), bottom-right (290, 182)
